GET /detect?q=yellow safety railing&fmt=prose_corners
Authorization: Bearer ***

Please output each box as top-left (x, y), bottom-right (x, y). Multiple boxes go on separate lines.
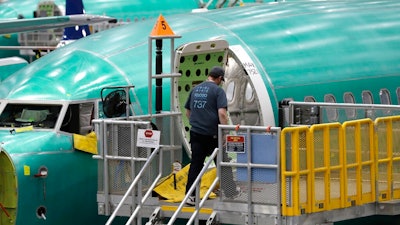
top-left (375, 115), bottom-right (400, 201)
top-left (342, 119), bottom-right (375, 207)
top-left (281, 116), bottom-right (400, 216)
top-left (281, 126), bottom-right (311, 216)
top-left (309, 123), bottom-right (344, 212)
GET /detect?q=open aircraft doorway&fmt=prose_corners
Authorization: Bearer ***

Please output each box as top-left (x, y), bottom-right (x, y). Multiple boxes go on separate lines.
top-left (174, 40), bottom-right (274, 150)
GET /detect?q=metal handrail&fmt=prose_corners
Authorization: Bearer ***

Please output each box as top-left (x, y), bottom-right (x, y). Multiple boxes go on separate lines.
top-left (217, 124), bottom-right (282, 225)
top-left (167, 147), bottom-right (220, 225)
top-left (93, 119), bottom-right (151, 216)
top-left (187, 177), bottom-right (219, 225)
top-left (105, 146), bottom-right (162, 225)
top-left (125, 147), bottom-right (164, 225)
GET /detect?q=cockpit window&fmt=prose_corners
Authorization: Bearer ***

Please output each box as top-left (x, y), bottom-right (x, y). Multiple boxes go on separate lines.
top-left (0, 104), bottom-right (61, 129)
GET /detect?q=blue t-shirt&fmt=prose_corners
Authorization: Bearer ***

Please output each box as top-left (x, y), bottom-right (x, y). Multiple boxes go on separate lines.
top-left (185, 81), bottom-right (227, 136)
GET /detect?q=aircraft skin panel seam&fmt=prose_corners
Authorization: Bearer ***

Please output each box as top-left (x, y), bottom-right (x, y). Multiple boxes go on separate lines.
top-left (76, 49), bottom-right (144, 114)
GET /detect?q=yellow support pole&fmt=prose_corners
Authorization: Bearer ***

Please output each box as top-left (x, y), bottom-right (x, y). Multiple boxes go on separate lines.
top-left (292, 130), bottom-right (300, 216)
top-left (323, 125), bottom-right (330, 211)
top-left (355, 122), bottom-right (362, 205)
top-left (280, 129), bottom-right (288, 215)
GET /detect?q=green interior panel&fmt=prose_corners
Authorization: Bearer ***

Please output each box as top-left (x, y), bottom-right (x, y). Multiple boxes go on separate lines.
top-left (0, 152), bottom-right (17, 225)
top-left (38, 2), bottom-right (55, 17)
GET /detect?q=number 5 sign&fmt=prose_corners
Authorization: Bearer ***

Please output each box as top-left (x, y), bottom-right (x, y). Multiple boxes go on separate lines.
top-left (150, 14), bottom-right (175, 36)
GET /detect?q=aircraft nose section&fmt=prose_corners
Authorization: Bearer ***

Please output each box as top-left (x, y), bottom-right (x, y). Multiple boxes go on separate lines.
top-left (0, 151), bottom-right (17, 225)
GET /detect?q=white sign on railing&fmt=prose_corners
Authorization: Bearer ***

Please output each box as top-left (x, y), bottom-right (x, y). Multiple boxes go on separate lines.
top-left (136, 129), bottom-right (160, 148)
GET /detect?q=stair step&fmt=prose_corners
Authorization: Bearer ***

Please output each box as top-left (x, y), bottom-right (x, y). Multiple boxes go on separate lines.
top-left (161, 205), bottom-right (213, 215)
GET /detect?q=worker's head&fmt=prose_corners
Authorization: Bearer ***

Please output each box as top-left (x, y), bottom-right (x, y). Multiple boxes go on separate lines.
top-left (209, 66), bottom-right (225, 84)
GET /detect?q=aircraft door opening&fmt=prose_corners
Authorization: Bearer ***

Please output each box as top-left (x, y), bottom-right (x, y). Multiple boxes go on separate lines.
top-left (174, 41), bottom-right (274, 153)
top-left (174, 40), bottom-right (229, 151)
top-left (0, 151), bottom-right (17, 225)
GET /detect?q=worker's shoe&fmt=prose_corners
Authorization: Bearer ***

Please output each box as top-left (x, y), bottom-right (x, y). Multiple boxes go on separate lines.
top-left (185, 196), bottom-right (196, 206)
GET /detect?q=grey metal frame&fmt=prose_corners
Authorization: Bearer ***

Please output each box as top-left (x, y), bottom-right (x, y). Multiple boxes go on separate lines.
top-left (286, 101), bottom-right (400, 127)
top-left (216, 124), bottom-right (282, 225)
top-left (93, 119), bottom-right (157, 225)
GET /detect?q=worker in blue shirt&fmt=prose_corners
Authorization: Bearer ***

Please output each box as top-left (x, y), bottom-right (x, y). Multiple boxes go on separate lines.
top-left (184, 66), bottom-right (241, 206)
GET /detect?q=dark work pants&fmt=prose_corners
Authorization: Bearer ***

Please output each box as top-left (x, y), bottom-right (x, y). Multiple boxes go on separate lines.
top-left (185, 131), bottom-right (237, 198)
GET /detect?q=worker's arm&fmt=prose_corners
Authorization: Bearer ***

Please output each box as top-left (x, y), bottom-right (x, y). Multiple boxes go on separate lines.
top-left (186, 109), bottom-right (191, 118)
top-left (218, 108), bottom-right (228, 125)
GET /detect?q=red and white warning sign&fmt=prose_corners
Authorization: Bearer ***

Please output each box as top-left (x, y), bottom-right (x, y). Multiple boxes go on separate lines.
top-left (137, 129), bottom-right (160, 148)
top-left (226, 135), bottom-right (245, 153)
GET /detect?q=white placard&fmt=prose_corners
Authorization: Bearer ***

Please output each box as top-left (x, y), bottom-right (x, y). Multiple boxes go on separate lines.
top-left (136, 129), bottom-right (160, 148)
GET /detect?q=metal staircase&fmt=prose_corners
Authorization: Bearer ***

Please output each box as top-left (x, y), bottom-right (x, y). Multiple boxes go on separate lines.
top-left (146, 148), bottom-right (220, 225)
top-left (141, 124), bottom-right (282, 225)
top-left (93, 23), bottom-right (185, 225)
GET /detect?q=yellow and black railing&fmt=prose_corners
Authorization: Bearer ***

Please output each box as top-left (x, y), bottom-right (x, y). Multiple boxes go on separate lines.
top-left (281, 116), bottom-right (400, 216)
